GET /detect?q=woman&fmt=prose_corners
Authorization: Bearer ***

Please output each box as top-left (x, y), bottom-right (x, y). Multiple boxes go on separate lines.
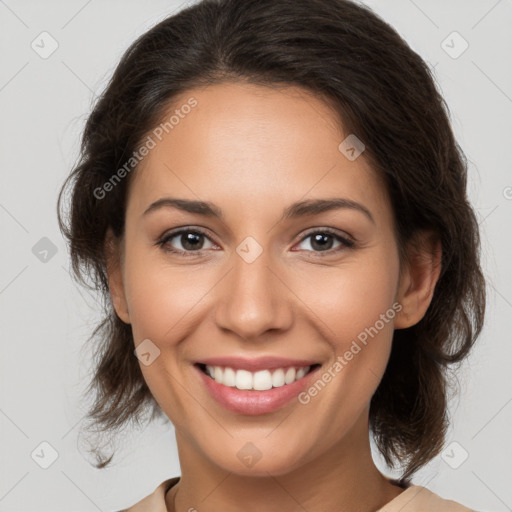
top-left (57, 0), bottom-right (486, 510)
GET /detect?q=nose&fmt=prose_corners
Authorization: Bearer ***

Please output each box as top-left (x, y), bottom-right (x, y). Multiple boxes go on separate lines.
top-left (214, 247), bottom-right (293, 341)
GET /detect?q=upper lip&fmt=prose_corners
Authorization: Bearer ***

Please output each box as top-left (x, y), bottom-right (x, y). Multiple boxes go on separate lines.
top-left (196, 356), bottom-right (320, 372)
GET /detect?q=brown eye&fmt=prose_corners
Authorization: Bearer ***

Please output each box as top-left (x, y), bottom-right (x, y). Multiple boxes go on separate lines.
top-left (294, 229), bottom-right (355, 255)
top-left (158, 228), bottom-right (216, 256)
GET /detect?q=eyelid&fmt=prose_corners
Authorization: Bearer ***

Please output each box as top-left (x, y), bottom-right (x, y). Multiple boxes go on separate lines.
top-left (296, 226), bottom-right (355, 245)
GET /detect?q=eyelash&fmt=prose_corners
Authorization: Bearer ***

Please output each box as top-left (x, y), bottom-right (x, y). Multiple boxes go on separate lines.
top-left (156, 227), bottom-right (356, 258)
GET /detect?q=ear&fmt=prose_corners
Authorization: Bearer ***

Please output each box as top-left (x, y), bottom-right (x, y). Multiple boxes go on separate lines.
top-left (104, 227), bottom-right (131, 324)
top-left (394, 230), bottom-right (442, 329)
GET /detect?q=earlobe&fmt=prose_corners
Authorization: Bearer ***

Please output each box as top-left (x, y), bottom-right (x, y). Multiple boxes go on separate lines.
top-left (104, 228), bottom-right (131, 324)
top-left (394, 231), bottom-right (442, 330)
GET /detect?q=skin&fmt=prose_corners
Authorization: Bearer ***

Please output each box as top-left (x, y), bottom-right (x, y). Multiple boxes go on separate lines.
top-left (105, 81), bottom-right (442, 512)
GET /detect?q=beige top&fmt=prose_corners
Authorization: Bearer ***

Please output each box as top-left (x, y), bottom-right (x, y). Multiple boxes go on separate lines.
top-left (118, 477), bottom-right (475, 512)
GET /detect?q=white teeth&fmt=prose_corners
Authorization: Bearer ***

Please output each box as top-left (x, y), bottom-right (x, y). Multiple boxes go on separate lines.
top-left (271, 368), bottom-right (285, 387)
top-left (223, 367), bottom-right (236, 387)
top-left (203, 365), bottom-right (312, 390)
top-left (296, 367), bottom-right (307, 379)
top-left (284, 367), bottom-right (296, 384)
top-left (253, 370), bottom-right (273, 391)
top-left (235, 369), bottom-right (253, 390)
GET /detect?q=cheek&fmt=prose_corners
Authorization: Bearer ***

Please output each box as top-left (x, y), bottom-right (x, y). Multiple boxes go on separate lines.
top-left (295, 252), bottom-right (399, 343)
top-left (291, 247), bottom-right (400, 405)
top-left (122, 244), bottom-right (217, 345)
top-left (126, 271), bottom-right (195, 344)
top-left (293, 266), bottom-right (399, 429)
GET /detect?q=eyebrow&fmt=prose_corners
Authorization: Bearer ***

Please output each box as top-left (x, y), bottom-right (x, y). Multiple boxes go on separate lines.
top-left (143, 197), bottom-right (375, 225)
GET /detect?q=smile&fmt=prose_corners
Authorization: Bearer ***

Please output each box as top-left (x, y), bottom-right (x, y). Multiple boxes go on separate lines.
top-left (194, 361), bottom-right (322, 415)
top-left (198, 363), bottom-right (319, 390)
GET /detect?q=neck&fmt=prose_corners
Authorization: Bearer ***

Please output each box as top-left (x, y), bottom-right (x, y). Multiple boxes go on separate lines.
top-left (166, 413), bottom-right (404, 512)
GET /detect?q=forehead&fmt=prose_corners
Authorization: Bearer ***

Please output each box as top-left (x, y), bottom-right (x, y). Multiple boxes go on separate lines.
top-left (127, 81), bottom-right (391, 225)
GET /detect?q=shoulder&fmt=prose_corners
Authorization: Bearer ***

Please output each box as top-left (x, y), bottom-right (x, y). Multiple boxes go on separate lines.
top-left (378, 485), bottom-right (476, 512)
top-left (117, 479), bottom-right (475, 512)
top-left (116, 476), bottom-right (180, 512)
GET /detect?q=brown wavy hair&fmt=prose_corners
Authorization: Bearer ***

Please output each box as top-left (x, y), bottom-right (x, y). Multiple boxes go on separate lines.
top-left (57, 0), bottom-right (486, 481)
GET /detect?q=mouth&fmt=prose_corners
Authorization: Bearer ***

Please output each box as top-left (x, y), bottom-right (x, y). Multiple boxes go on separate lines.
top-left (195, 361), bottom-right (322, 415)
top-left (196, 362), bottom-right (321, 391)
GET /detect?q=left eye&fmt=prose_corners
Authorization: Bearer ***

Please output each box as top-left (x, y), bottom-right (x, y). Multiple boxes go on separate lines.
top-left (295, 230), bottom-right (354, 253)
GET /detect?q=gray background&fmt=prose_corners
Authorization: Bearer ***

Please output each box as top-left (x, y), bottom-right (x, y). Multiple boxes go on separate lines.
top-left (0, 0), bottom-right (511, 510)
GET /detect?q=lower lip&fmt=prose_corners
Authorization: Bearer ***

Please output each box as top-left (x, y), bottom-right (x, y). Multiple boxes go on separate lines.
top-left (195, 364), bottom-right (320, 415)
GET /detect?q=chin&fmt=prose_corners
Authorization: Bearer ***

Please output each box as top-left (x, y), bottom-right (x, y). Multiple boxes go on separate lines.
top-left (203, 439), bottom-right (311, 478)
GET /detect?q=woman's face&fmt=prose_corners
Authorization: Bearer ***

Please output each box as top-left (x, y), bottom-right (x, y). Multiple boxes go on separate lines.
top-left (108, 82), bottom-right (424, 476)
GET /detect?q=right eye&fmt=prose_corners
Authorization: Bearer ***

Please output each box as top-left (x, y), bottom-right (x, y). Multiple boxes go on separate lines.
top-left (157, 228), bottom-right (217, 257)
